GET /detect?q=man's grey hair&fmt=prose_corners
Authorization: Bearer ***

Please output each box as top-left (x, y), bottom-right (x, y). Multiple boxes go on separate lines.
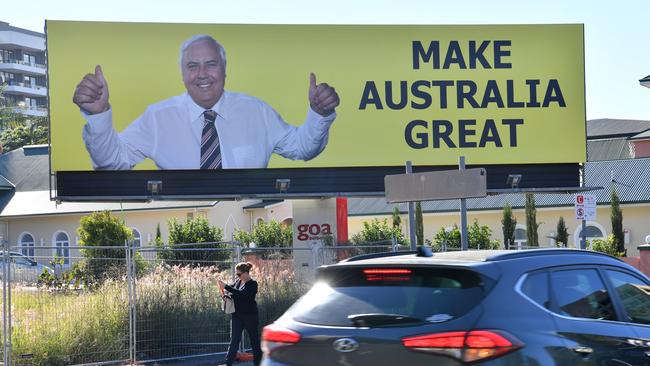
top-left (179, 34), bottom-right (227, 69)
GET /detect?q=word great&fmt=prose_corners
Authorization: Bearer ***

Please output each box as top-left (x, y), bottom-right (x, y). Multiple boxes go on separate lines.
top-left (405, 119), bottom-right (523, 149)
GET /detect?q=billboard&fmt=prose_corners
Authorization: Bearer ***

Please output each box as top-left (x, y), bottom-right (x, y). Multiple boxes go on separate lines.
top-left (47, 21), bottom-right (585, 199)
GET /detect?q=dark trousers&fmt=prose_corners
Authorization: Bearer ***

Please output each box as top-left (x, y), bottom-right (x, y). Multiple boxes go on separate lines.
top-left (226, 312), bottom-right (262, 366)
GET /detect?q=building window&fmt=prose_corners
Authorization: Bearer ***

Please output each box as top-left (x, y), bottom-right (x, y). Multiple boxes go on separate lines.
top-left (54, 232), bottom-right (70, 265)
top-left (0, 71), bottom-right (15, 84)
top-left (19, 233), bottom-right (35, 259)
top-left (132, 228), bottom-right (141, 247)
top-left (574, 222), bottom-right (607, 248)
top-left (256, 217), bottom-right (265, 226)
top-left (23, 53), bottom-right (36, 65)
top-left (24, 75), bottom-right (36, 87)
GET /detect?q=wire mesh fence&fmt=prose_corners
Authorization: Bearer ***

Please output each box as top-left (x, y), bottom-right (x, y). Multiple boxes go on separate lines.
top-left (5, 245), bottom-right (131, 366)
top-left (0, 239), bottom-right (422, 365)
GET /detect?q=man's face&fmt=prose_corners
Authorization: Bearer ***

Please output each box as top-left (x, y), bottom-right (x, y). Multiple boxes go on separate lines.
top-left (182, 40), bottom-right (226, 109)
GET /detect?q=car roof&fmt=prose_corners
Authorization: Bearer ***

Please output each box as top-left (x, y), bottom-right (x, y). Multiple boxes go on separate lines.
top-left (334, 248), bottom-right (622, 267)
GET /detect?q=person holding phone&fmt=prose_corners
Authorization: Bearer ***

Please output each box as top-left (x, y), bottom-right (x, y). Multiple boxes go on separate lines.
top-left (218, 261), bottom-right (262, 366)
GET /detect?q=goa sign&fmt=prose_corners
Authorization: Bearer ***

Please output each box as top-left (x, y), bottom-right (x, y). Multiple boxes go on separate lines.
top-left (296, 224), bottom-right (332, 241)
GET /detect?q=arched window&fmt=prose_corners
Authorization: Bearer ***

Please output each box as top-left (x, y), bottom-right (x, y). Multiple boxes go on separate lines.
top-left (255, 217), bottom-right (265, 226)
top-left (131, 228), bottom-right (141, 247)
top-left (574, 222), bottom-right (607, 249)
top-left (54, 231), bottom-right (70, 265)
top-left (19, 233), bottom-right (35, 259)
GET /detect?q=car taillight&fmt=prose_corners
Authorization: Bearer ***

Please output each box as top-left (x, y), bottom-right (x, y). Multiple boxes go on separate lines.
top-left (262, 323), bottom-right (301, 355)
top-left (362, 269), bottom-right (412, 275)
top-left (402, 330), bottom-right (523, 363)
top-left (363, 268), bottom-right (412, 281)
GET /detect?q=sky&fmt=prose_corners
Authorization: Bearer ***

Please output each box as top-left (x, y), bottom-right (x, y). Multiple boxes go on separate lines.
top-left (3, 0), bottom-right (649, 121)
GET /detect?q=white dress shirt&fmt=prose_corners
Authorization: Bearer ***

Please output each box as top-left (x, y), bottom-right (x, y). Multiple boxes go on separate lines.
top-left (82, 91), bottom-right (336, 170)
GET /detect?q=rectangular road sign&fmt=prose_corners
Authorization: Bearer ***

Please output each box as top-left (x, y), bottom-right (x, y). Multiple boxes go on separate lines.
top-left (385, 168), bottom-right (487, 203)
top-left (575, 193), bottom-right (597, 220)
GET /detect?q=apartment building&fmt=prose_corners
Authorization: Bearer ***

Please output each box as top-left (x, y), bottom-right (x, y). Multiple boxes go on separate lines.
top-left (0, 21), bottom-right (47, 117)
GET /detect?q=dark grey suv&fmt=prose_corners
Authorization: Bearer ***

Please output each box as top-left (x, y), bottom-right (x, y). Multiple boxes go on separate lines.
top-left (261, 248), bottom-right (650, 365)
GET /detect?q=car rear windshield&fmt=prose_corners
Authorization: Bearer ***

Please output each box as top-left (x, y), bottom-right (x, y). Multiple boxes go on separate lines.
top-left (287, 266), bottom-right (491, 327)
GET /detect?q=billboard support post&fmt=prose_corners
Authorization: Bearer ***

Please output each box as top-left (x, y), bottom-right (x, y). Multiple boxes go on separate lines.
top-left (406, 161), bottom-right (416, 250)
top-left (581, 219), bottom-right (587, 249)
top-left (460, 157), bottom-right (469, 251)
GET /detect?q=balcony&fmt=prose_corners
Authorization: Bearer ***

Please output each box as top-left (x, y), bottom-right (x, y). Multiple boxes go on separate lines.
top-left (3, 80), bottom-right (47, 97)
top-left (0, 59), bottom-right (47, 75)
top-left (11, 106), bottom-right (48, 117)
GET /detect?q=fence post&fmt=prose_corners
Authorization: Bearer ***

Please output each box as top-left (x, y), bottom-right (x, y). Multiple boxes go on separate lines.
top-left (126, 240), bottom-right (136, 364)
top-left (2, 238), bottom-right (11, 366)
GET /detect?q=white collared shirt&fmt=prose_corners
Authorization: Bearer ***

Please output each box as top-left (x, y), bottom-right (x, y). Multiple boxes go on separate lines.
top-left (82, 91), bottom-right (336, 170)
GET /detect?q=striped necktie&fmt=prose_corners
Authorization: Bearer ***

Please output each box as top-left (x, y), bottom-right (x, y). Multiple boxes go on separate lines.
top-left (200, 110), bottom-right (222, 169)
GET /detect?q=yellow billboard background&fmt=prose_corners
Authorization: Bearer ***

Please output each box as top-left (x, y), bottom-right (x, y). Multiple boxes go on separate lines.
top-left (47, 21), bottom-right (586, 171)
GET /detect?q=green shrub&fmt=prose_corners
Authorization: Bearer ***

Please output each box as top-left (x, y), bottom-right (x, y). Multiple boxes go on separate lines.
top-left (350, 218), bottom-right (405, 245)
top-left (77, 211), bottom-right (133, 286)
top-left (432, 220), bottom-right (500, 250)
top-left (591, 235), bottom-right (625, 257)
top-left (158, 216), bottom-right (229, 266)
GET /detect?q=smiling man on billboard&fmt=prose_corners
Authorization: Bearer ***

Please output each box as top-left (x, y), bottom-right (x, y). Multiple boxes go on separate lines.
top-left (72, 34), bottom-right (340, 170)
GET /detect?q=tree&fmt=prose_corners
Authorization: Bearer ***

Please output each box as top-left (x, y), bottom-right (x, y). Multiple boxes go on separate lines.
top-left (155, 222), bottom-right (162, 242)
top-left (525, 193), bottom-right (540, 246)
top-left (158, 215), bottom-right (227, 265)
top-left (611, 187), bottom-right (625, 255)
top-left (501, 203), bottom-right (517, 249)
top-left (77, 211), bottom-right (133, 284)
top-left (554, 216), bottom-right (569, 247)
top-left (415, 202), bottom-right (424, 246)
top-left (0, 123), bottom-right (48, 152)
top-left (0, 85), bottom-right (49, 152)
top-left (391, 207), bottom-right (402, 229)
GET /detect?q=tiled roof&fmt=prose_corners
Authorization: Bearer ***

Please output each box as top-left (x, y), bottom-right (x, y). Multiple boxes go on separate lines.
top-left (243, 200), bottom-right (284, 209)
top-left (0, 145), bottom-right (49, 191)
top-left (587, 139), bottom-right (632, 161)
top-left (0, 190), bottom-right (217, 217)
top-left (631, 130), bottom-right (650, 140)
top-left (348, 157), bottom-right (650, 216)
top-left (587, 119), bottom-right (650, 139)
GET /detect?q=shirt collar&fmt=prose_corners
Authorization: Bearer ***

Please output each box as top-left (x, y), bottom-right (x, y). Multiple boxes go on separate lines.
top-left (186, 92), bottom-right (228, 123)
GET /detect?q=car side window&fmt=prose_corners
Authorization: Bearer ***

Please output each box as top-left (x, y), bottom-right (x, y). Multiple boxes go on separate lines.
top-left (521, 271), bottom-right (550, 309)
top-left (605, 270), bottom-right (650, 325)
top-left (13, 256), bottom-right (33, 266)
top-left (550, 269), bottom-right (616, 321)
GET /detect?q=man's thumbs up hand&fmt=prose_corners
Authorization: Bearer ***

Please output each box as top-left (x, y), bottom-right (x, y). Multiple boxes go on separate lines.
top-left (308, 72), bottom-right (339, 117)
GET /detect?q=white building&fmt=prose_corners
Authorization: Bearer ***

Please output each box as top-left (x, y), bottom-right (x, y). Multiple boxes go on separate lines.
top-left (0, 21), bottom-right (47, 117)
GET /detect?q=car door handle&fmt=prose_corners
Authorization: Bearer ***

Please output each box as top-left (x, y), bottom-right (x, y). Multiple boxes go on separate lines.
top-left (572, 346), bottom-right (594, 355)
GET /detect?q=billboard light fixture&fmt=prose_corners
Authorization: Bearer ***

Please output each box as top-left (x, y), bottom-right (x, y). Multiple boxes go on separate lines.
top-left (147, 180), bottom-right (162, 195)
top-left (506, 174), bottom-right (522, 189)
top-left (275, 179), bottom-right (290, 192)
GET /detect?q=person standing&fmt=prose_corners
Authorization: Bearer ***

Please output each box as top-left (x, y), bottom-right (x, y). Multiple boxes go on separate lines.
top-left (218, 262), bottom-right (262, 366)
